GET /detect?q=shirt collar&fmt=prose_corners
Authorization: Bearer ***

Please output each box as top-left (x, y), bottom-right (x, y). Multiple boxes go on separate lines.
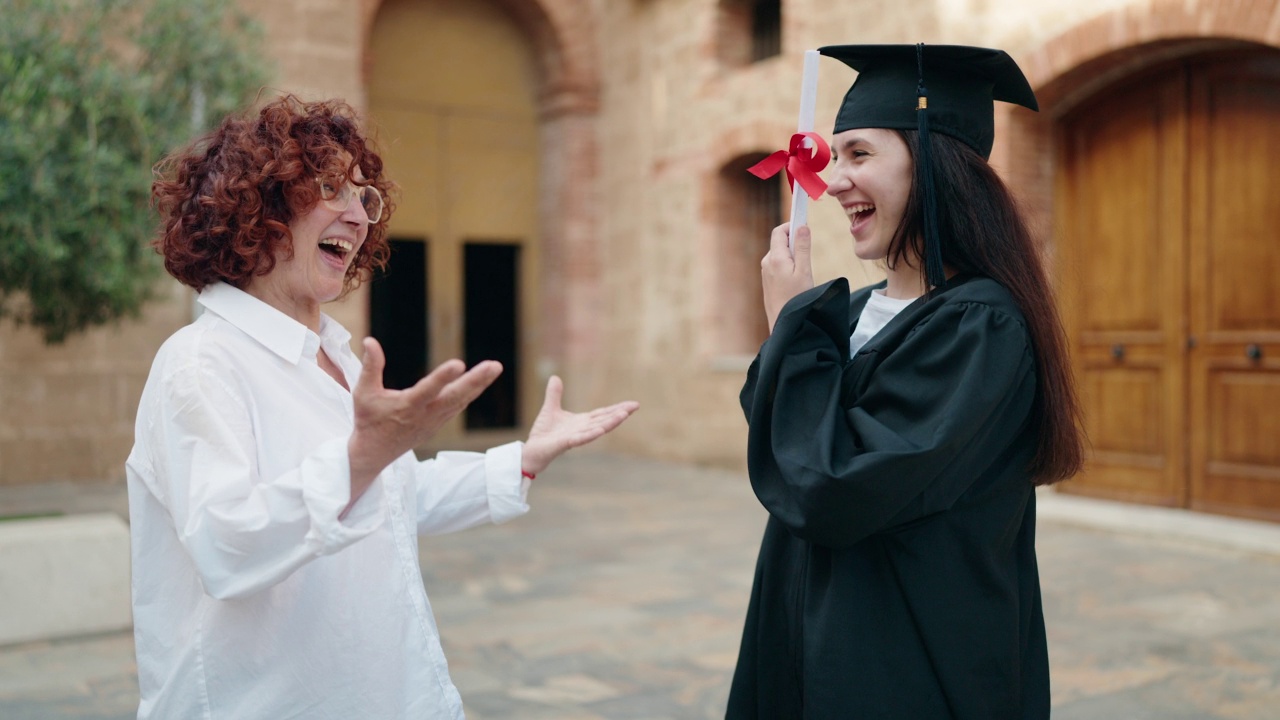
top-left (197, 282), bottom-right (348, 364)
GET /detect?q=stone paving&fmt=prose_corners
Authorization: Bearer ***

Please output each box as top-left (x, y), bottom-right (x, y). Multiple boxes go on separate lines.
top-left (2, 453), bottom-right (1279, 719)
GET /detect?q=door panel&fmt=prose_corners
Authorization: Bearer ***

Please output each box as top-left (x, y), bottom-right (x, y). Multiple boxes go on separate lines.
top-left (1187, 56), bottom-right (1280, 521)
top-left (1058, 52), bottom-right (1280, 520)
top-left (1198, 66), bottom-right (1280, 335)
top-left (1073, 105), bottom-right (1164, 335)
top-left (1057, 70), bottom-right (1188, 506)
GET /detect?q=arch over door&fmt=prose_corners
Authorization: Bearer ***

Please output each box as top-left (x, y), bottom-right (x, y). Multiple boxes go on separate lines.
top-left (1057, 51), bottom-right (1280, 521)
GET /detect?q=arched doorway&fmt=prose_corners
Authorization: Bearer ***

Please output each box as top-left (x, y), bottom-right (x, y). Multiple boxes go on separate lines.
top-left (1055, 48), bottom-right (1280, 521)
top-left (366, 0), bottom-right (541, 444)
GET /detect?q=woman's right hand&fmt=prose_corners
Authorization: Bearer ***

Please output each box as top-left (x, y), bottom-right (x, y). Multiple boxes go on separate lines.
top-left (346, 338), bottom-right (502, 502)
top-left (761, 222), bottom-right (815, 333)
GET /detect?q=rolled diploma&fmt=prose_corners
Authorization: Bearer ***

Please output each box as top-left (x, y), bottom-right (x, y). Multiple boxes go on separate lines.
top-left (789, 49), bottom-right (821, 253)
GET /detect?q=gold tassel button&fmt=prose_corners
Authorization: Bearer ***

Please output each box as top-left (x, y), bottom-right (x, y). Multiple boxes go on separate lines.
top-left (917, 96), bottom-right (928, 110)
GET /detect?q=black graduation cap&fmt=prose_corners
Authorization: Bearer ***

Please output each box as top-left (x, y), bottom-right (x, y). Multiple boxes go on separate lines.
top-left (816, 44), bottom-right (1039, 288)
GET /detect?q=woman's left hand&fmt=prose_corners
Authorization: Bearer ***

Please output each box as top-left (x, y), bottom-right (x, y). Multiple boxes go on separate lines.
top-left (761, 222), bottom-right (815, 333)
top-left (522, 376), bottom-right (639, 476)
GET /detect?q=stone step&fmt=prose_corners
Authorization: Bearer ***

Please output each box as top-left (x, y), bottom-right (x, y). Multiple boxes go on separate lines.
top-left (0, 514), bottom-right (131, 647)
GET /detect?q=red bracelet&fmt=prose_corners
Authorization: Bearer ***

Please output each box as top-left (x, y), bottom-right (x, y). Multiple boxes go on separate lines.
top-left (521, 469), bottom-right (536, 481)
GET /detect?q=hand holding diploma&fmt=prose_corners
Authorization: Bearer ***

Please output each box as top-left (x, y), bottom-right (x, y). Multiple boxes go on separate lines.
top-left (760, 222), bottom-right (815, 334)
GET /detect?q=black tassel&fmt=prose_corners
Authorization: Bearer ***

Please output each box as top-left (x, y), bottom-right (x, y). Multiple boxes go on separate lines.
top-left (916, 44), bottom-right (946, 290)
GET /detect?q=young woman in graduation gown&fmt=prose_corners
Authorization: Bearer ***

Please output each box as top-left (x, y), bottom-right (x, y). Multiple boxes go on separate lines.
top-left (727, 45), bottom-right (1085, 720)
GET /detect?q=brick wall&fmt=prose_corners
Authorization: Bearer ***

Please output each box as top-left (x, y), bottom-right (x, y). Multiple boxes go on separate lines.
top-left (3, 0), bottom-right (1277, 486)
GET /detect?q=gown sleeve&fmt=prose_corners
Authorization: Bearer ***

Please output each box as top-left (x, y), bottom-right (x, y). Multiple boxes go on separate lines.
top-left (740, 351), bottom-right (763, 422)
top-left (744, 278), bottom-right (1036, 548)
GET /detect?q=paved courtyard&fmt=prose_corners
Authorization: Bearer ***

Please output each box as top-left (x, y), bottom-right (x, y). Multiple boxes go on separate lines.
top-left (2, 453), bottom-right (1279, 719)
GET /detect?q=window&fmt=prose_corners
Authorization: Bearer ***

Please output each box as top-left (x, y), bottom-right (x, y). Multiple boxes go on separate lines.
top-left (717, 0), bottom-right (782, 67)
top-left (749, 0), bottom-right (781, 62)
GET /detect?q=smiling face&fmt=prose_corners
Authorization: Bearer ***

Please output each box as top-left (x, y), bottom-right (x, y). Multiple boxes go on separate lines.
top-left (824, 128), bottom-right (916, 264)
top-left (244, 166), bottom-right (372, 330)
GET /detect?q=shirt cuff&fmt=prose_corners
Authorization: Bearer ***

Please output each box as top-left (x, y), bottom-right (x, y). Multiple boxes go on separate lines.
top-left (301, 436), bottom-right (385, 552)
top-left (485, 440), bottom-right (530, 524)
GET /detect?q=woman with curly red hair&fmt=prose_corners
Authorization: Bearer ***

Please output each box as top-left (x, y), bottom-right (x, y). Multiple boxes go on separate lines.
top-left (127, 95), bottom-right (638, 719)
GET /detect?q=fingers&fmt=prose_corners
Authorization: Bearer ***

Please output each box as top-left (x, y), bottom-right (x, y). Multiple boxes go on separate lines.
top-left (409, 359), bottom-right (501, 411)
top-left (542, 375), bottom-right (564, 413)
top-left (520, 397), bottom-right (638, 475)
top-left (405, 358), bottom-right (469, 403)
top-left (439, 361), bottom-right (503, 410)
top-left (385, 360), bottom-right (501, 442)
top-left (768, 222), bottom-right (791, 257)
top-left (594, 404), bottom-right (637, 434)
top-left (791, 224), bottom-right (812, 263)
top-left (592, 400), bottom-right (639, 417)
top-left (355, 337), bottom-right (387, 395)
top-left (597, 402), bottom-right (638, 430)
top-left (569, 402), bottom-right (639, 447)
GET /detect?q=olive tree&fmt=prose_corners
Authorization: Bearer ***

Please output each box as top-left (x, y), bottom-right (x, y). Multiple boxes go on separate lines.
top-left (0, 0), bottom-right (267, 343)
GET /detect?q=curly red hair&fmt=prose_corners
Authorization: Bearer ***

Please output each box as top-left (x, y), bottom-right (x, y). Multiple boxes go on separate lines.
top-left (152, 95), bottom-right (394, 294)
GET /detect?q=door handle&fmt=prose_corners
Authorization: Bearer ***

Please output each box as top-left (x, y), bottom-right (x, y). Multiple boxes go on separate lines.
top-left (1247, 344), bottom-right (1263, 361)
top-left (1111, 344), bottom-right (1125, 360)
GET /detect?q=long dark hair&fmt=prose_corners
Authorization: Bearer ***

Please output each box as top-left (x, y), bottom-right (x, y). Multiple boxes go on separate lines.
top-left (886, 130), bottom-right (1084, 485)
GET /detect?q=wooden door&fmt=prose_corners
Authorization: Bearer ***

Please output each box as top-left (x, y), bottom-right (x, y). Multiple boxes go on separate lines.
top-left (1057, 69), bottom-right (1189, 507)
top-left (1057, 52), bottom-right (1280, 520)
top-left (1187, 56), bottom-right (1280, 522)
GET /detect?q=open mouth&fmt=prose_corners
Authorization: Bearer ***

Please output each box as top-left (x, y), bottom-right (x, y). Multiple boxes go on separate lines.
top-left (847, 203), bottom-right (875, 223)
top-left (319, 237), bottom-right (354, 263)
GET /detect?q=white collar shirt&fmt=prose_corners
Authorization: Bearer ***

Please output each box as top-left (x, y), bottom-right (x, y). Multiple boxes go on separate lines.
top-left (126, 282), bottom-right (529, 719)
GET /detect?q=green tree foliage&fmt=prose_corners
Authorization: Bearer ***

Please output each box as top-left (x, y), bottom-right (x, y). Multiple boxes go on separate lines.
top-left (0, 0), bottom-right (267, 343)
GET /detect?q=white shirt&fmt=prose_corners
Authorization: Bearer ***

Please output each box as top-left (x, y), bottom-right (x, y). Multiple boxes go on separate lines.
top-left (849, 289), bottom-right (917, 356)
top-left (125, 282), bottom-right (530, 720)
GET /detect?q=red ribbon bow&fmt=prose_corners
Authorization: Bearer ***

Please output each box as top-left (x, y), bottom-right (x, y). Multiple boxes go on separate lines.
top-left (746, 132), bottom-right (831, 200)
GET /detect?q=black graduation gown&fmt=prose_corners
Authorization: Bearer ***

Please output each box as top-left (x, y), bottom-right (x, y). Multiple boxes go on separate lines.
top-left (726, 275), bottom-right (1050, 720)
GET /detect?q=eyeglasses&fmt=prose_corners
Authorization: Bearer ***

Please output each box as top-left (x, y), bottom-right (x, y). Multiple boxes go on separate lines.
top-left (316, 176), bottom-right (383, 224)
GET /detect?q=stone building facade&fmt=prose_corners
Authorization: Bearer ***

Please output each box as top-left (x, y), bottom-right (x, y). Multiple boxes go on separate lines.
top-left (3, 0), bottom-right (1279, 520)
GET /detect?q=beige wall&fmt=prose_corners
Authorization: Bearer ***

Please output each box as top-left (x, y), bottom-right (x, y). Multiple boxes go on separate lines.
top-left (0, 283), bottom-right (188, 487)
top-left (5, 0), bottom-right (1279, 486)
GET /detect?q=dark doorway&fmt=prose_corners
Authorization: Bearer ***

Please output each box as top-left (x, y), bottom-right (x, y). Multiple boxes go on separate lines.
top-left (369, 238), bottom-right (428, 391)
top-left (464, 242), bottom-right (520, 430)
top-left (750, 0), bottom-right (781, 62)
